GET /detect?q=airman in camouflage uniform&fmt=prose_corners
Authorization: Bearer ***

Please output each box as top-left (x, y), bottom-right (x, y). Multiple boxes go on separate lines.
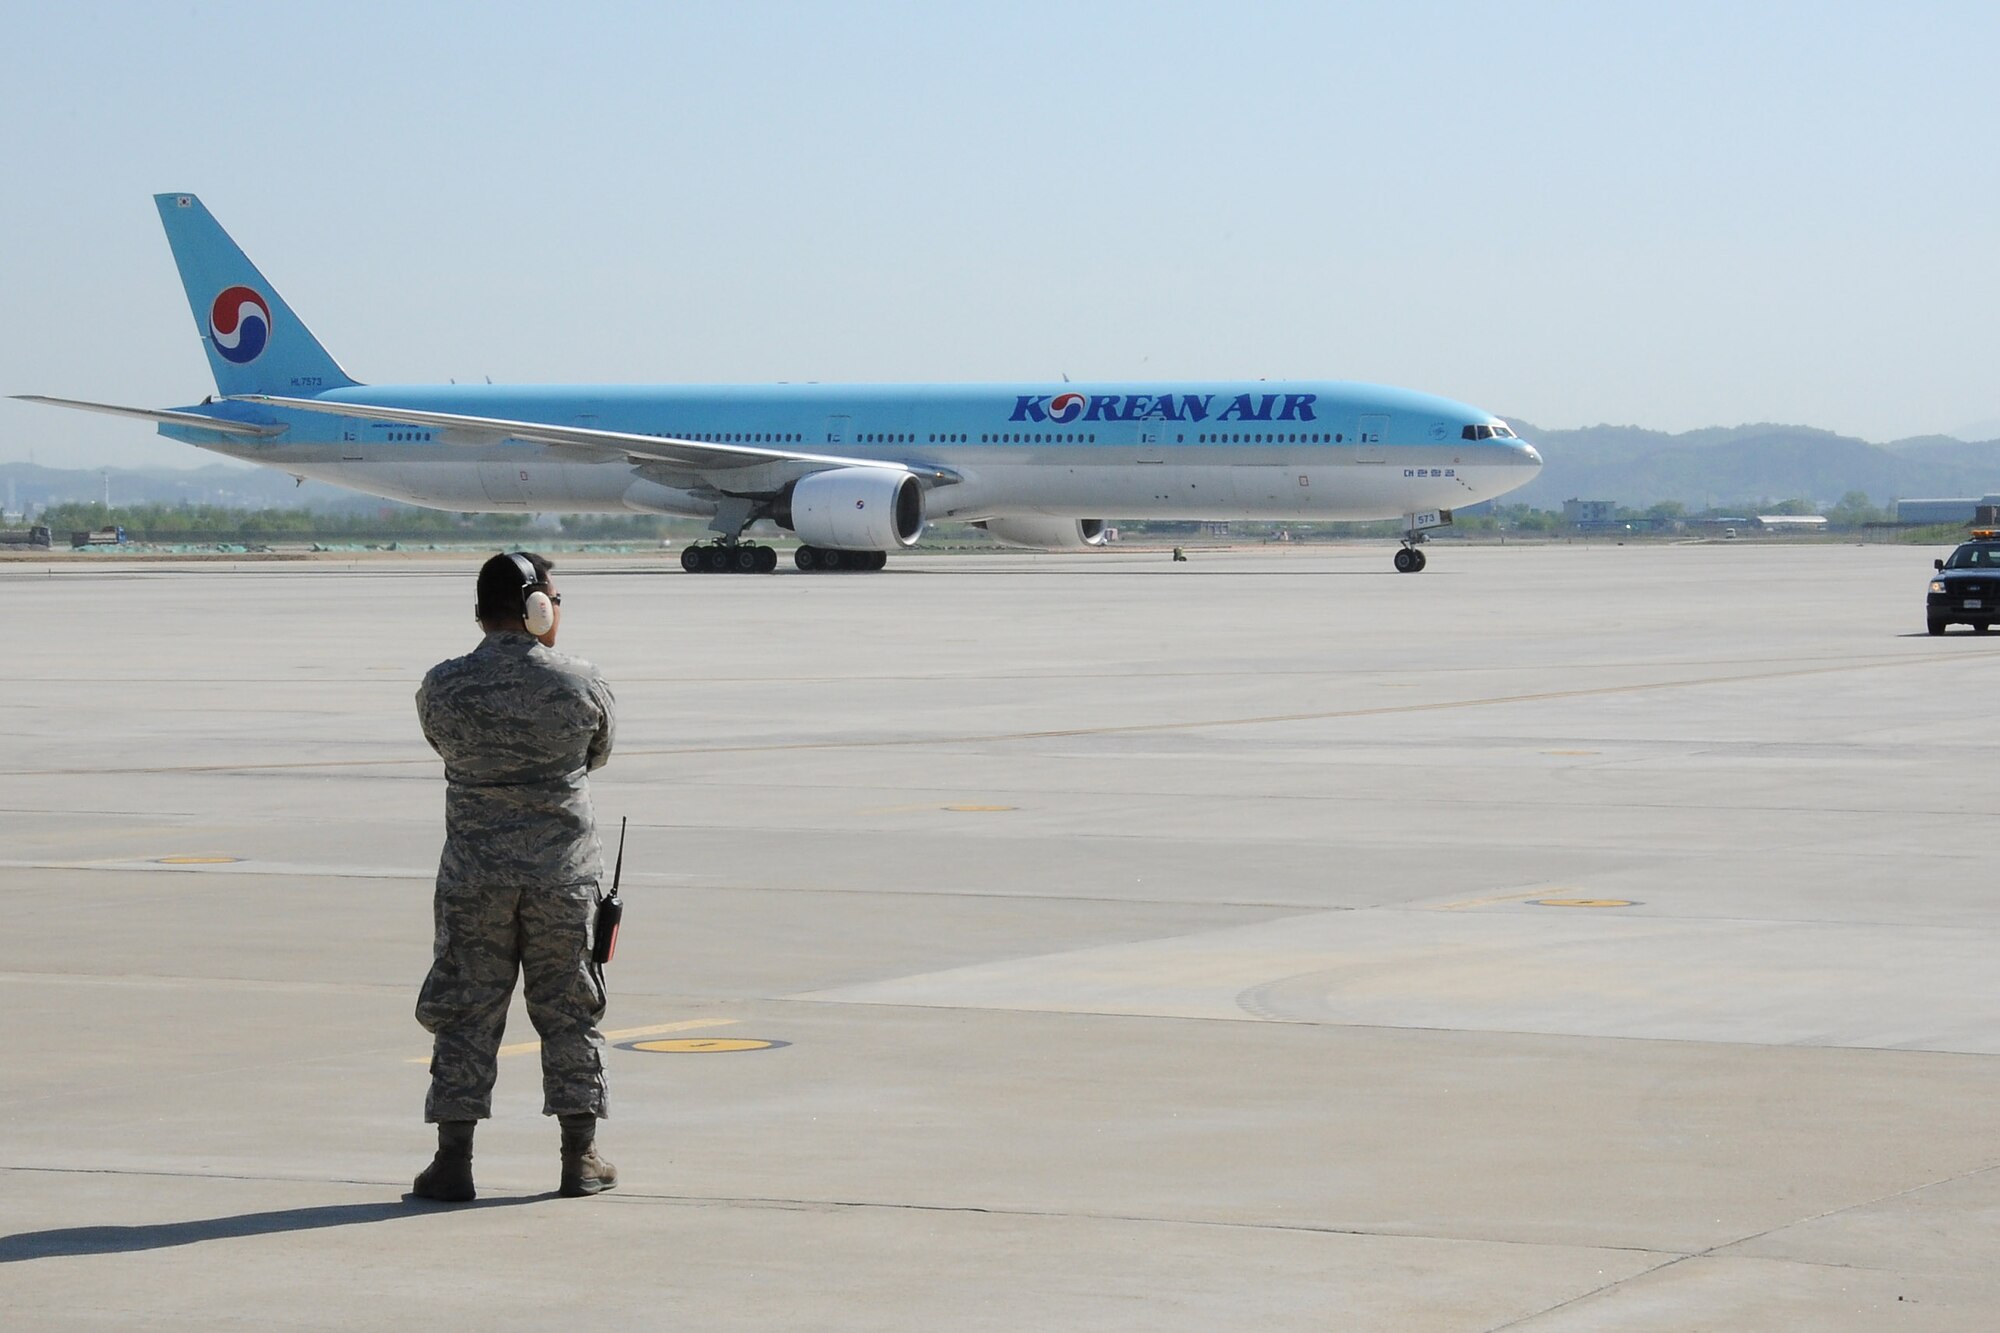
top-left (409, 551), bottom-right (618, 1202)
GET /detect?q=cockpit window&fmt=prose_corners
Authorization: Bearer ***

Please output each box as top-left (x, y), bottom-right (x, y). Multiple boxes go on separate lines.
top-left (1946, 544), bottom-right (2000, 569)
top-left (1460, 423), bottom-right (1516, 440)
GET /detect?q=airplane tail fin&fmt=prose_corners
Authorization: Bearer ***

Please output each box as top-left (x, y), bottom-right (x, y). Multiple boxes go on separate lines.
top-left (153, 193), bottom-right (358, 397)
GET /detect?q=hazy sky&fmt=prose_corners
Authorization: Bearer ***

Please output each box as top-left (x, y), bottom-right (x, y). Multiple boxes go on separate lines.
top-left (5, 1), bottom-right (1997, 469)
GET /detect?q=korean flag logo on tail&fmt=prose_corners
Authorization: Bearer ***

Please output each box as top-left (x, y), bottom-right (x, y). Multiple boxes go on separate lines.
top-left (208, 285), bottom-right (271, 364)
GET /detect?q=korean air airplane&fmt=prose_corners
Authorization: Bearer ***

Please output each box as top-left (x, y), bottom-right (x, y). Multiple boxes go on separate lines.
top-left (19, 194), bottom-right (1542, 573)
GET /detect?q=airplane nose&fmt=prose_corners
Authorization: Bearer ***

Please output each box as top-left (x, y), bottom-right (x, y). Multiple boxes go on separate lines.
top-left (1514, 441), bottom-right (1543, 468)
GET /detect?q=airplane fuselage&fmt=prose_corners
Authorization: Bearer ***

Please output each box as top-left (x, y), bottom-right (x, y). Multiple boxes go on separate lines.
top-left (169, 379), bottom-right (1543, 527)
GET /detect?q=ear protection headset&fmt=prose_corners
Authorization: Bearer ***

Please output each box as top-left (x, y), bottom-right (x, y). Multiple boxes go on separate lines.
top-left (509, 553), bottom-right (558, 637)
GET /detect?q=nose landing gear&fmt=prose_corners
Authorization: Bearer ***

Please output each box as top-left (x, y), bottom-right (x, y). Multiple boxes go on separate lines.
top-left (1394, 509), bottom-right (1449, 573)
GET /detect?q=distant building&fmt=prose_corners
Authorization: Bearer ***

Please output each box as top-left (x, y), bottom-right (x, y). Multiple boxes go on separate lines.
top-left (1894, 494), bottom-right (2000, 526)
top-left (1562, 498), bottom-right (1617, 526)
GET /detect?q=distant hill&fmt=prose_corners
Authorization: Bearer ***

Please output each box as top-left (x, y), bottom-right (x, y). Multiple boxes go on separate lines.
top-left (1501, 421), bottom-right (2000, 511)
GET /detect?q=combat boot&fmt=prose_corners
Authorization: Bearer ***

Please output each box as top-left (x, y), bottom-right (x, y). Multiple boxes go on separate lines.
top-left (410, 1120), bottom-right (476, 1202)
top-left (558, 1113), bottom-right (617, 1197)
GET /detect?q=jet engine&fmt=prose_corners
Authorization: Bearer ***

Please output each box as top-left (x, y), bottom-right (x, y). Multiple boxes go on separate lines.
top-left (974, 517), bottom-right (1110, 550)
top-left (780, 467), bottom-right (925, 551)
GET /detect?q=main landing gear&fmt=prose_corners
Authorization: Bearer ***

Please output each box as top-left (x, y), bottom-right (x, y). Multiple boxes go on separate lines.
top-left (675, 543), bottom-right (890, 573)
top-left (680, 543), bottom-right (779, 574)
top-left (794, 546), bottom-right (887, 572)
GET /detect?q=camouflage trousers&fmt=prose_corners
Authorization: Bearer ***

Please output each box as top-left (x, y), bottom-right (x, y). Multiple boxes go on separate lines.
top-left (416, 878), bottom-right (609, 1122)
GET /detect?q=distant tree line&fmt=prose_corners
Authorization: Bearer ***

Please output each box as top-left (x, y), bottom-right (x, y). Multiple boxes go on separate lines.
top-left (32, 503), bottom-right (708, 543)
top-left (30, 492), bottom-right (1917, 547)
top-left (38, 502), bottom-right (542, 542)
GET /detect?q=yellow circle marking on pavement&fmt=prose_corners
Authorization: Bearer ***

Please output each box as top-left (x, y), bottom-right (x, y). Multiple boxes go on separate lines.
top-left (944, 805), bottom-right (1015, 813)
top-left (1533, 898), bottom-right (1636, 908)
top-left (628, 1038), bottom-right (787, 1054)
top-left (154, 856), bottom-right (242, 865)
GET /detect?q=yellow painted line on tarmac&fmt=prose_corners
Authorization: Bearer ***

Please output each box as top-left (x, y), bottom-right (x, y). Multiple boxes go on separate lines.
top-left (591, 1018), bottom-right (739, 1048)
top-left (628, 1037), bottom-right (786, 1054)
top-left (1535, 898), bottom-right (1637, 908)
top-left (853, 802), bottom-right (1019, 815)
top-left (1428, 889), bottom-right (1550, 911)
top-left (405, 1017), bottom-right (737, 1064)
top-left (0, 853), bottom-right (239, 869)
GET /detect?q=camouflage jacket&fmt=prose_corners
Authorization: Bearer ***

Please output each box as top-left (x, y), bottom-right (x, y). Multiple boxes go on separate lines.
top-left (417, 631), bottom-right (616, 889)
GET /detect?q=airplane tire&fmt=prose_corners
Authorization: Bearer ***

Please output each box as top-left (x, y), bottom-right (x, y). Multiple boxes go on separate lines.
top-left (1393, 548), bottom-right (1416, 573)
top-left (734, 547), bottom-right (760, 573)
top-left (756, 546), bottom-right (778, 573)
top-left (795, 545), bottom-right (883, 572)
top-left (680, 547), bottom-right (702, 573)
top-left (1410, 548), bottom-right (1427, 572)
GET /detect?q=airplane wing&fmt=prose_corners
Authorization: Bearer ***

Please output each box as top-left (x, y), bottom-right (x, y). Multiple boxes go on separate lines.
top-left (12, 395), bottom-right (288, 438)
top-left (235, 394), bottom-right (960, 486)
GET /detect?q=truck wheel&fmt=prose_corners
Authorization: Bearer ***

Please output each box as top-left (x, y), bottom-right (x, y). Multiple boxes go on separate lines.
top-left (1928, 615), bottom-right (1947, 636)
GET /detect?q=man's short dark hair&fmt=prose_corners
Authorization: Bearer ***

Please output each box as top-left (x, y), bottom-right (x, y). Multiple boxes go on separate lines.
top-left (476, 550), bottom-right (554, 624)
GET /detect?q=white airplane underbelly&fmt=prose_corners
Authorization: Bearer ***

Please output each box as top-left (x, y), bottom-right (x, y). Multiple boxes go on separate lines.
top-left (935, 452), bottom-right (1509, 523)
top-left (269, 442), bottom-right (1525, 526)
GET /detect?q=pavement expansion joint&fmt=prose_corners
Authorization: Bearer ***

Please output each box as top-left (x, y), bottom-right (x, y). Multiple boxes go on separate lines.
top-left (0, 1164), bottom-right (1689, 1277)
top-left (14, 645), bottom-right (1984, 781)
top-left (1483, 1255), bottom-right (1693, 1332)
top-left (1702, 1159), bottom-right (2000, 1261)
top-left (1483, 1159), bottom-right (2000, 1329)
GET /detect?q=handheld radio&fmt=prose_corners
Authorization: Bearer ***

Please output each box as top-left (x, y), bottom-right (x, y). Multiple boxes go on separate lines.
top-left (593, 817), bottom-right (626, 965)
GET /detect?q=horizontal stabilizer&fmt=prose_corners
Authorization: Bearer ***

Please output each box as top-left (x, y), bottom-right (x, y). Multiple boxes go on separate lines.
top-left (12, 395), bottom-right (287, 438)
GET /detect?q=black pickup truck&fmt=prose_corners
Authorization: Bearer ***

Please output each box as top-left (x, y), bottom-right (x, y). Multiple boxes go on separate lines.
top-left (1927, 538), bottom-right (2000, 634)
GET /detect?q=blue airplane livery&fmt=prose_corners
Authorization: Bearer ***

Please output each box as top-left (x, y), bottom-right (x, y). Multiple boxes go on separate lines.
top-left (19, 194), bottom-right (1542, 574)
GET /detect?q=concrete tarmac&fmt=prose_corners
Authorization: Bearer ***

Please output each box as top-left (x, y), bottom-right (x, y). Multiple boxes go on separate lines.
top-left (2, 542), bottom-right (1996, 1329)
